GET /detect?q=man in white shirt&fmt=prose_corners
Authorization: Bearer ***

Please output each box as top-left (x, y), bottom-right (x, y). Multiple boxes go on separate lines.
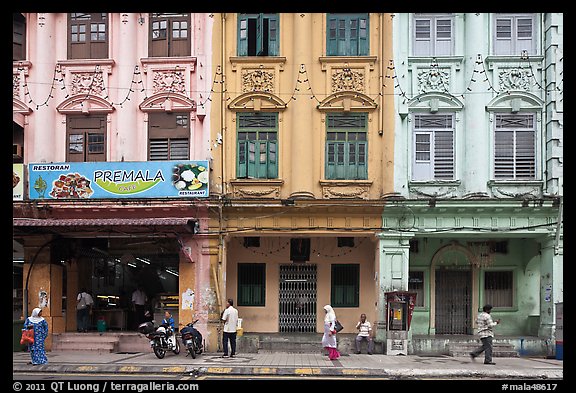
top-left (131, 286), bottom-right (148, 329)
top-left (355, 313), bottom-right (374, 354)
top-left (76, 288), bottom-right (94, 332)
top-left (221, 298), bottom-right (239, 358)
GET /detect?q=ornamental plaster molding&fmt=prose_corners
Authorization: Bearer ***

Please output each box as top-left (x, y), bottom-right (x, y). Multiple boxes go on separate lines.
top-left (492, 187), bottom-right (540, 199)
top-left (409, 186), bottom-right (457, 199)
top-left (498, 68), bottom-right (531, 91)
top-left (70, 72), bottom-right (105, 96)
top-left (13, 74), bottom-right (20, 98)
top-left (234, 187), bottom-right (280, 198)
top-left (323, 186), bottom-right (368, 199)
top-left (242, 69), bottom-right (275, 93)
top-left (153, 70), bottom-right (186, 94)
top-left (417, 68), bottom-right (450, 93)
top-left (331, 68), bottom-right (364, 93)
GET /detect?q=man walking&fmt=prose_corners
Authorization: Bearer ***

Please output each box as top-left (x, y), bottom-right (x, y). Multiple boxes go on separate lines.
top-left (470, 304), bottom-right (501, 365)
top-left (221, 298), bottom-right (239, 358)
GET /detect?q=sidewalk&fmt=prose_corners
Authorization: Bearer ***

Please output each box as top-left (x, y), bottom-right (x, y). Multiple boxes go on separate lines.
top-left (13, 350), bottom-right (563, 379)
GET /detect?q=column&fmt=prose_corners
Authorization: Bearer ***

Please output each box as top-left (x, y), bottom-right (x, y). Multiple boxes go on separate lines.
top-left (115, 13), bottom-right (139, 161)
top-left (374, 232), bottom-right (414, 343)
top-left (538, 235), bottom-right (563, 342)
top-left (289, 13), bottom-right (314, 199)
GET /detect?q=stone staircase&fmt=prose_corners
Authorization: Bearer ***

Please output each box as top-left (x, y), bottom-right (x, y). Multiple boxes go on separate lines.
top-left (51, 332), bottom-right (151, 354)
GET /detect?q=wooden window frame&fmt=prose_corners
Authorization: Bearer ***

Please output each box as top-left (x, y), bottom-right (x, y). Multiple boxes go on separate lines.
top-left (331, 264), bottom-right (359, 308)
top-left (326, 13), bottom-right (369, 56)
top-left (149, 13), bottom-right (191, 57)
top-left (68, 13), bottom-right (108, 60)
top-left (237, 263), bottom-right (266, 307)
top-left (325, 113), bottom-right (368, 180)
top-left (237, 13), bottom-right (279, 56)
top-left (412, 113), bottom-right (455, 181)
top-left (236, 112), bottom-right (279, 179)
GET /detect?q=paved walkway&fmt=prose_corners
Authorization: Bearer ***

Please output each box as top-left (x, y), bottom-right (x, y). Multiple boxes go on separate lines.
top-left (13, 350), bottom-right (563, 379)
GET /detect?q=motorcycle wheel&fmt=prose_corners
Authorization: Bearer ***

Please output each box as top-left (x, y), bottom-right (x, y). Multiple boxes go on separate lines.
top-left (172, 337), bottom-right (180, 354)
top-left (188, 344), bottom-right (196, 359)
top-left (153, 346), bottom-right (166, 359)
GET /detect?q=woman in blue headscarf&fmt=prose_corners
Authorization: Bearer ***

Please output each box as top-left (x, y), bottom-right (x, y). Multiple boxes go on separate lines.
top-left (23, 307), bottom-right (49, 365)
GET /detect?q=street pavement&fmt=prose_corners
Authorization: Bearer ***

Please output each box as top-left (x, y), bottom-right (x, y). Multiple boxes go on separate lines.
top-left (13, 350), bottom-right (563, 380)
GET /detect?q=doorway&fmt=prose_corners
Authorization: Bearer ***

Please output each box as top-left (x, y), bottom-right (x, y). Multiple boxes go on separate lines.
top-left (279, 264), bottom-right (317, 332)
top-left (435, 269), bottom-right (472, 334)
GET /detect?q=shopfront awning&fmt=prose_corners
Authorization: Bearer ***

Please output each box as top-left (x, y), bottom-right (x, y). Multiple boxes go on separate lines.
top-left (13, 217), bottom-right (193, 227)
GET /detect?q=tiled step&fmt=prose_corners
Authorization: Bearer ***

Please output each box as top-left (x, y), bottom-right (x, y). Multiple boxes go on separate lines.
top-left (52, 333), bottom-right (119, 353)
top-left (448, 342), bottom-right (519, 357)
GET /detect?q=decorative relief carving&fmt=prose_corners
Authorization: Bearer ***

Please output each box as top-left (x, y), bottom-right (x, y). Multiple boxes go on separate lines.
top-left (153, 71), bottom-right (186, 94)
top-left (417, 69), bottom-right (450, 93)
top-left (323, 186), bottom-right (368, 199)
top-left (242, 69), bottom-right (274, 92)
top-left (234, 187), bottom-right (280, 198)
top-left (71, 72), bottom-right (105, 96)
top-left (499, 68), bottom-right (531, 91)
top-left (332, 68), bottom-right (364, 93)
top-left (13, 74), bottom-right (20, 98)
top-left (410, 186), bottom-right (457, 199)
top-left (492, 187), bottom-right (540, 199)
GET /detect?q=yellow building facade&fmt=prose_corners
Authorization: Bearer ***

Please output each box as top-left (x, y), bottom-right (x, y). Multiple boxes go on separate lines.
top-left (209, 13), bottom-right (395, 336)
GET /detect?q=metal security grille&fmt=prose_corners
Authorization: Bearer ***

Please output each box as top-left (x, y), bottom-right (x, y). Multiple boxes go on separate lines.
top-left (435, 269), bottom-right (472, 334)
top-left (279, 264), bottom-right (317, 333)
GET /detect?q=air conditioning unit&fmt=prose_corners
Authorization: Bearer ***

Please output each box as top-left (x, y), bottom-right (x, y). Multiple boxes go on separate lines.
top-left (13, 144), bottom-right (23, 158)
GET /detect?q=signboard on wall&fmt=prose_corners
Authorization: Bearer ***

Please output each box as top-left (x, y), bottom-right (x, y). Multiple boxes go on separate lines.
top-left (28, 160), bottom-right (209, 199)
top-left (13, 164), bottom-right (24, 201)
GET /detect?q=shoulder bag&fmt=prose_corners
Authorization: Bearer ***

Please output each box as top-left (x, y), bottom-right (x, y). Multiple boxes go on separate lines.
top-left (334, 319), bottom-right (344, 332)
top-left (20, 327), bottom-right (34, 345)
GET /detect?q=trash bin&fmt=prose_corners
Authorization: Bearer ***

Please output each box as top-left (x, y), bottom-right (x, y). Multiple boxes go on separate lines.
top-left (97, 318), bottom-right (107, 333)
top-left (13, 320), bottom-right (26, 352)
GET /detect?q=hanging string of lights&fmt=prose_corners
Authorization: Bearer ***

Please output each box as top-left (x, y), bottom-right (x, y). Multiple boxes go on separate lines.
top-left (15, 56), bottom-right (563, 112)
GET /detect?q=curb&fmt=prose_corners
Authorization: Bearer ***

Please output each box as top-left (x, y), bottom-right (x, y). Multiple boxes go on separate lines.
top-left (12, 364), bottom-right (563, 380)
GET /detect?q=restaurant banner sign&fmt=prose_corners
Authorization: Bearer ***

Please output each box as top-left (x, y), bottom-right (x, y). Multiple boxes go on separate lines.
top-left (28, 161), bottom-right (209, 200)
top-left (13, 164), bottom-right (24, 201)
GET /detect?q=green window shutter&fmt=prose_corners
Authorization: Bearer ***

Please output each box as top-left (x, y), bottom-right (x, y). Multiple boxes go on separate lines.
top-left (247, 140), bottom-right (257, 178)
top-left (268, 14), bottom-right (279, 56)
top-left (256, 13), bottom-right (263, 55)
top-left (358, 15), bottom-right (368, 55)
top-left (349, 16), bottom-right (358, 56)
top-left (268, 141), bottom-right (278, 178)
top-left (238, 15), bottom-right (248, 56)
top-left (237, 140), bottom-right (247, 178)
top-left (327, 15), bottom-right (338, 55)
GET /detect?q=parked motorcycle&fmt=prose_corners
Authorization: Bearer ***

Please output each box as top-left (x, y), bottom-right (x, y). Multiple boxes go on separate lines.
top-left (138, 321), bottom-right (180, 359)
top-left (180, 319), bottom-right (203, 358)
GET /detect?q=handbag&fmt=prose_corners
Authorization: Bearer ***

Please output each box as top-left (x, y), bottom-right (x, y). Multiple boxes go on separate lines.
top-left (20, 327), bottom-right (34, 345)
top-left (334, 319), bottom-right (344, 332)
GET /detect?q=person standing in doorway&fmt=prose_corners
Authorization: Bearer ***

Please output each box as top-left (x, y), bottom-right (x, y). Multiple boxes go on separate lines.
top-left (76, 288), bottom-right (94, 332)
top-left (23, 307), bottom-right (49, 365)
top-left (131, 286), bottom-right (148, 329)
top-left (322, 304), bottom-right (340, 360)
top-left (221, 298), bottom-right (239, 358)
top-left (355, 313), bottom-right (374, 354)
top-left (470, 304), bottom-right (501, 365)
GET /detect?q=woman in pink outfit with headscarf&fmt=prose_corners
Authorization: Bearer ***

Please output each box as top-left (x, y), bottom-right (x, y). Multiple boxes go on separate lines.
top-left (321, 305), bottom-right (340, 360)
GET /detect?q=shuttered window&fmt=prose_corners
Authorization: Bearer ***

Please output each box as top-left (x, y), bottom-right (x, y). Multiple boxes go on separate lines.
top-left (68, 13), bottom-right (108, 59)
top-left (238, 263), bottom-right (266, 306)
top-left (494, 114), bottom-right (536, 179)
top-left (484, 271), bottom-right (513, 308)
top-left (66, 115), bottom-right (107, 162)
top-left (331, 264), bottom-right (359, 308)
top-left (149, 13), bottom-right (190, 57)
top-left (493, 14), bottom-right (536, 56)
top-left (148, 113), bottom-right (190, 160)
top-left (326, 113), bottom-right (368, 180)
top-left (327, 13), bottom-right (369, 56)
top-left (237, 113), bottom-right (278, 179)
top-left (412, 114), bottom-right (455, 180)
top-left (413, 14), bottom-right (453, 56)
top-left (13, 13), bottom-right (25, 61)
top-left (238, 14), bottom-right (279, 56)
